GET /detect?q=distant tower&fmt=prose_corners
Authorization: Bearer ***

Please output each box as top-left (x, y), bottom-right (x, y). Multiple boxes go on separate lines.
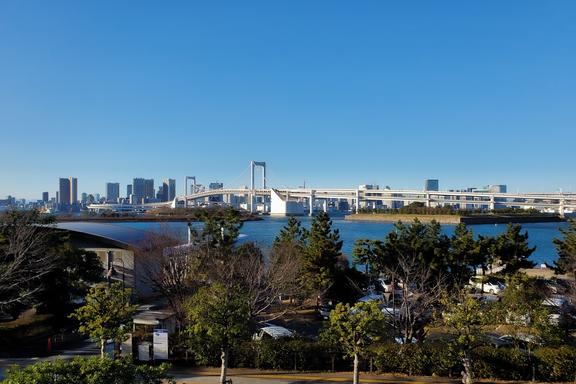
top-left (424, 179), bottom-right (439, 192)
top-left (42, 192), bottom-right (49, 203)
top-left (162, 179), bottom-right (176, 202)
top-left (70, 178), bottom-right (78, 203)
top-left (106, 182), bottom-right (120, 203)
top-left (59, 178), bottom-right (70, 210)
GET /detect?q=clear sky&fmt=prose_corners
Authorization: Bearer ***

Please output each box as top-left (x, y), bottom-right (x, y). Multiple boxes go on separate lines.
top-left (1, 1), bottom-right (575, 200)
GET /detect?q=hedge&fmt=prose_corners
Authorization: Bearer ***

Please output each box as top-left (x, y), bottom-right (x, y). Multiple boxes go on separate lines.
top-left (174, 338), bottom-right (576, 383)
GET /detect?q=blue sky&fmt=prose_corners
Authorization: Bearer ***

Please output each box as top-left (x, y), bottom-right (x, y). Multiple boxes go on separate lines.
top-left (1, 1), bottom-right (575, 200)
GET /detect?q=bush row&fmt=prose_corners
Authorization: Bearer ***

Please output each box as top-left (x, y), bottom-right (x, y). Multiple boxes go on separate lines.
top-left (177, 338), bottom-right (576, 382)
top-left (371, 343), bottom-right (576, 382)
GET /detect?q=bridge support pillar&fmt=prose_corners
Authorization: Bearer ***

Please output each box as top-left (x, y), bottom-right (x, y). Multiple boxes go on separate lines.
top-left (309, 190), bottom-right (315, 216)
top-left (559, 199), bottom-right (565, 218)
top-left (489, 195), bottom-right (495, 211)
top-left (425, 193), bottom-right (431, 208)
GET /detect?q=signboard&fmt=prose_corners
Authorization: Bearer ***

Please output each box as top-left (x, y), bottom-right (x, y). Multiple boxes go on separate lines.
top-left (104, 339), bottom-right (115, 358)
top-left (153, 329), bottom-right (169, 360)
top-left (138, 342), bottom-right (151, 361)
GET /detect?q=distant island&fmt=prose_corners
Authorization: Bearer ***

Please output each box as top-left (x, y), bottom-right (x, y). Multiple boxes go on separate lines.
top-left (346, 204), bottom-right (564, 224)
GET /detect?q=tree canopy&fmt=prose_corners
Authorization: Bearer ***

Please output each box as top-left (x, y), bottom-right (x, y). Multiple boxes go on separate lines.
top-left (2, 357), bottom-right (174, 384)
top-left (301, 212), bottom-right (345, 295)
top-left (325, 301), bottom-right (386, 384)
top-left (554, 219), bottom-right (576, 280)
top-left (71, 283), bottom-right (137, 358)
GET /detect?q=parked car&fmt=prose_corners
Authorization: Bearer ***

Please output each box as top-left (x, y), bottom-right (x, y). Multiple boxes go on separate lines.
top-left (542, 295), bottom-right (569, 307)
top-left (376, 278), bottom-right (404, 296)
top-left (252, 324), bottom-right (294, 341)
top-left (357, 292), bottom-right (383, 303)
top-left (468, 276), bottom-right (506, 294)
top-left (380, 305), bottom-right (401, 318)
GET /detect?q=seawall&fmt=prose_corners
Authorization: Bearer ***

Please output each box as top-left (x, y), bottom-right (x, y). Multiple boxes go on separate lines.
top-left (345, 213), bottom-right (563, 225)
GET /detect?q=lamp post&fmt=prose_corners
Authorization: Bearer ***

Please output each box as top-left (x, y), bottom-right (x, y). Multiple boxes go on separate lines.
top-left (106, 250), bottom-right (126, 289)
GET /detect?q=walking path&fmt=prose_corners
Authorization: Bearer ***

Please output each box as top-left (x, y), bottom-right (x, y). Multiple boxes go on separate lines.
top-left (170, 367), bottom-right (529, 384)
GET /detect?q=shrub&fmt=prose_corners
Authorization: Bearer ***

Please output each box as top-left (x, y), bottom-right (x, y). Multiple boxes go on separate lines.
top-left (535, 346), bottom-right (576, 382)
top-left (2, 357), bottom-right (173, 384)
top-left (371, 343), bottom-right (456, 376)
top-left (229, 339), bottom-right (347, 372)
top-left (473, 346), bottom-right (530, 380)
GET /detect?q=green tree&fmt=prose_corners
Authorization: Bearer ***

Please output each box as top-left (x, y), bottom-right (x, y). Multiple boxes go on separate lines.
top-left (302, 212), bottom-right (344, 295)
top-left (554, 219), bottom-right (576, 280)
top-left (185, 282), bottom-right (250, 384)
top-left (441, 290), bottom-right (491, 384)
top-left (36, 244), bottom-right (103, 321)
top-left (273, 216), bottom-right (307, 250)
top-left (353, 239), bottom-right (384, 278)
top-left (495, 224), bottom-right (535, 274)
top-left (325, 301), bottom-right (386, 384)
top-left (381, 220), bottom-right (451, 278)
top-left (2, 356), bottom-right (174, 384)
top-left (197, 206), bottom-right (242, 250)
top-left (448, 224), bottom-right (478, 288)
top-left (495, 274), bottom-right (559, 380)
top-left (71, 283), bottom-right (138, 358)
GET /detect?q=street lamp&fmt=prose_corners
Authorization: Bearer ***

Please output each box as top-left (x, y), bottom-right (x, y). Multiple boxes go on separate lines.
top-left (106, 250), bottom-right (126, 289)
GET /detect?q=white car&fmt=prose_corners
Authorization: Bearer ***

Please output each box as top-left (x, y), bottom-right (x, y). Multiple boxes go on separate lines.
top-left (376, 278), bottom-right (404, 296)
top-left (252, 324), bottom-right (294, 341)
top-left (542, 295), bottom-right (569, 307)
top-left (468, 277), bottom-right (505, 294)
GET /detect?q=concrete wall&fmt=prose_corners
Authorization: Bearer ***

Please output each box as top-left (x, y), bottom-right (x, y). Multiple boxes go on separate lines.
top-left (270, 189), bottom-right (305, 215)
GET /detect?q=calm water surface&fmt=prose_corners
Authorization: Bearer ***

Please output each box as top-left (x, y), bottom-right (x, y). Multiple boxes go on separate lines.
top-left (111, 216), bottom-right (568, 265)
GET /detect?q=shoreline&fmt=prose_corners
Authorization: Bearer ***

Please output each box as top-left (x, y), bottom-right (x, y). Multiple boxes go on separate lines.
top-left (56, 215), bottom-right (264, 223)
top-left (345, 213), bottom-right (564, 225)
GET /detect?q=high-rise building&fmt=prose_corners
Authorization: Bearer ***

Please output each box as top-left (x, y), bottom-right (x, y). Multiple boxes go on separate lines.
top-left (144, 179), bottom-right (154, 201)
top-left (162, 179), bottom-right (176, 202)
top-left (489, 185), bottom-right (507, 193)
top-left (70, 177), bottom-right (78, 206)
top-left (81, 192), bottom-right (88, 204)
top-left (208, 182), bottom-right (223, 203)
top-left (132, 178), bottom-right (145, 204)
top-left (209, 182), bottom-right (224, 190)
top-left (132, 178), bottom-right (154, 204)
top-left (106, 182), bottom-right (120, 203)
top-left (127, 184), bottom-right (133, 197)
top-left (424, 179), bottom-right (439, 192)
top-left (42, 192), bottom-right (49, 203)
top-left (156, 185), bottom-right (165, 201)
top-left (59, 178), bottom-right (71, 210)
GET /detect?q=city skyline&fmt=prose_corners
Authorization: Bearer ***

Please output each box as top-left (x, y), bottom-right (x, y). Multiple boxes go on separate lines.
top-left (1, 1), bottom-right (575, 199)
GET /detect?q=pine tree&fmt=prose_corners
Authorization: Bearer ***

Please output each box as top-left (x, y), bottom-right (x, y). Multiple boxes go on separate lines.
top-left (273, 216), bottom-right (307, 250)
top-left (302, 212), bottom-right (343, 294)
top-left (496, 224), bottom-right (536, 274)
top-left (448, 223), bottom-right (477, 287)
top-left (554, 219), bottom-right (576, 280)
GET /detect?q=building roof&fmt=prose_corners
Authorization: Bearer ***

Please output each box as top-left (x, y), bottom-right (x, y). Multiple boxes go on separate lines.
top-left (133, 310), bottom-right (176, 326)
top-left (55, 222), bottom-right (156, 249)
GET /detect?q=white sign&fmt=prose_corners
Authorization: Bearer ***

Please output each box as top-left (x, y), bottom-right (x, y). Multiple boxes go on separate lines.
top-left (138, 342), bottom-right (151, 361)
top-left (153, 329), bottom-right (169, 360)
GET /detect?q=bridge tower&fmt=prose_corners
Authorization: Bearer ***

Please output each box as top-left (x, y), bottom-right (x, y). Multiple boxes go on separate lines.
top-left (185, 176), bottom-right (197, 207)
top-left (250, 161), bottom-right (267, 213)
top-left (250, 161), bottom-right (266, 190)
